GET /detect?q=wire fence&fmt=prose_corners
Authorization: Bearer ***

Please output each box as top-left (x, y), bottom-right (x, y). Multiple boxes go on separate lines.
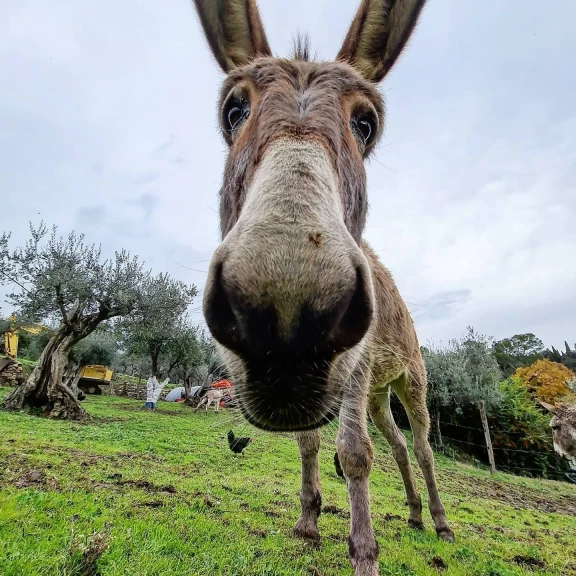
top-left (206, 404), bottom-right (564, 479)
top-left (422, 419), bottom-right (567, 477)
top-left (106, 380), bottom-right (567, 480)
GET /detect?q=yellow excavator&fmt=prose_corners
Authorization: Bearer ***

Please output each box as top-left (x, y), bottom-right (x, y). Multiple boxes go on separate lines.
top-left (2, 316), bottom-right (113, 395)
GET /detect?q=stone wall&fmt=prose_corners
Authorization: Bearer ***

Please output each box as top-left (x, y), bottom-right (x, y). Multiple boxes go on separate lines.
top-left (105, 378), bottom-right (174, 401)
top-left (0, 361), bottom-right (25, 387)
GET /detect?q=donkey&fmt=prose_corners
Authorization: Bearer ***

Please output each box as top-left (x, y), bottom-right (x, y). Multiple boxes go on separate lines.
top-left (195, 388), bottom-right (224, 413)
top-left (540, 401), bottom-right (576, 463)
top-left (193, 1), bottom-right (453, 573)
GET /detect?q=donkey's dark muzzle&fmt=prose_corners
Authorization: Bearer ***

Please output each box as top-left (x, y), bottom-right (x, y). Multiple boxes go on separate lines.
top-left (204, 261), bottom-right (372, 361)
top-left (236, 354), bottom-right (340, 431)
top-left (203, 246), bottom-right (373, 430)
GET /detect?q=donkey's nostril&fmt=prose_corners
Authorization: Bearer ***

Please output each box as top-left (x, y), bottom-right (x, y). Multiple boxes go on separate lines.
top-left (204, 258), bottom-right (373, 361)
top-left (204, 261), bottom-right (279, 359)
top-left (203, 262), bottom-right (242, 353)
top-left (326, 266), bottom-right (373, 352)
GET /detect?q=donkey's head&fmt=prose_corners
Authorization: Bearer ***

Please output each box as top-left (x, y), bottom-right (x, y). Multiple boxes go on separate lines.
top-left (196, 0), bottom-right (426, 431)
top-left (540, 401), bottom-right (576, 462)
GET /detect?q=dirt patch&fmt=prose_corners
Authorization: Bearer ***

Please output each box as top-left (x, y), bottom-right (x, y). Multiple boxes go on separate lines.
top-left (382, 513), bottom-right (403, 522)
top-left (437, 469), bottom-right (576, 516)
top-left (203, 495), bottom-right (216, 508)
top-left (248, 528), bottom-right (267, 538)
top-left (114, 479), bottom-right (176, 494)
top-left (322, 505), bottom-right (349, 518)
top-left (511, 555), bottom-right (546, 570)
top-left (429, 556), bottom-right (448, 571)
top-left (71, 532), bottom-right (108, 576)
top-left (115, 404), bottom-right (191, 418)
top-left (140, 500), bottom-right (164, 508)
top-left (119, 479), bottom-right (154, 490)
top-left (15, 470), bottom-right (43, 488)
top-left (113, 451), bottom-right (165, 463)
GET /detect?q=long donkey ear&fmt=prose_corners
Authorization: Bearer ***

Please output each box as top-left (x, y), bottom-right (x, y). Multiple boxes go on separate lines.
top-left (337, 0), bottom-right (427, 83)
top-left (538, 400), bottom-right (558, 414)
top-left (192, 0), bottom-right (272, 73)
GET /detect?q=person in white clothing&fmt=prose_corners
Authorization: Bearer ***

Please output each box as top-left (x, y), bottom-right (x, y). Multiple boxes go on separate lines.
top-left (142, 377), bottom-right (169, 410)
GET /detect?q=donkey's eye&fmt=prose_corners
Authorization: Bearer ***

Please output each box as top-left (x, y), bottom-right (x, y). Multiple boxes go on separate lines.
top-left (223, 97), bottom-right (250, 134)
top-left (351, 112), bottom-right (376, 147)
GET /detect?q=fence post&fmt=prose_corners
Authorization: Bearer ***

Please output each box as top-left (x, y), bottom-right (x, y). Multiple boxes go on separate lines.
top-left (477, 400), bottom-right (496, 474)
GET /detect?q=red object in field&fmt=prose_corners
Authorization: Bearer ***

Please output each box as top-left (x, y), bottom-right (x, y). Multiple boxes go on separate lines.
top-left (211, 379), bottom-right (233, 389)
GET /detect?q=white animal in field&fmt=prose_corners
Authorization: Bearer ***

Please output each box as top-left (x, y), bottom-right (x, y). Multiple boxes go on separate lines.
top-left (195, 389), bottom-right (224, 413)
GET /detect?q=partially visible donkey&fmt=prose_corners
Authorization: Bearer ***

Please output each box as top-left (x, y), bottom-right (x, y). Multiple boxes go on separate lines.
top-left (540, 400), bottom-right (576, 463)
top-left (192, 1), bottom-right (453, 573)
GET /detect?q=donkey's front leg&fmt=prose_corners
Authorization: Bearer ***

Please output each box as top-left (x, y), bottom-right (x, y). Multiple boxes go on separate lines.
top-left (294, 429), bottom-right (322, 541)
top-left (337, 396), bottom-right (379, 576)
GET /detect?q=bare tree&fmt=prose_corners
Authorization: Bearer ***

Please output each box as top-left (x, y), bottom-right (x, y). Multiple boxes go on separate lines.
top-left (0, 222), bottom-right (146, 419)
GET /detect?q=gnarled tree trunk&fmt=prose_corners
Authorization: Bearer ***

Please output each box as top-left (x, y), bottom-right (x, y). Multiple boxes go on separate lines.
top-left (2, 324), bottom-right (85, 419)
top-left (63, 359), bottom-right (85, 400)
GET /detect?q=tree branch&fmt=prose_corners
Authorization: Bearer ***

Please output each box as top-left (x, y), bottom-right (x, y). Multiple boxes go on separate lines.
top-left (0, 269), bottom-right (33, 296)
top-left (167, 354), bottom-right (182, 376)
top-left (55, 285), bottom-right (72, 329)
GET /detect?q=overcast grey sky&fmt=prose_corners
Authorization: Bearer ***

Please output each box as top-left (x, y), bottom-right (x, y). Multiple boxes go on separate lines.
top-left (1, 0), bottom-right (575, 348)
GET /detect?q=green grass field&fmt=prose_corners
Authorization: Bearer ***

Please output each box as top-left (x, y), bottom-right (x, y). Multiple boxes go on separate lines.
top-left (1, 387), bottom-right (575, 576)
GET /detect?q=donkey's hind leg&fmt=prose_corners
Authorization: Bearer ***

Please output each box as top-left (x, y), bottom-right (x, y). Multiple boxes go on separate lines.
top-left (368, 384), bottom-right (423, 530)
top-left (392, 375), bottom-right (453, 542)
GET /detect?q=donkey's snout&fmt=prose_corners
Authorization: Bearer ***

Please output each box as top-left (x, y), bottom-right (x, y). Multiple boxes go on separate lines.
top-left (204, 259), bottom-right (373, 362)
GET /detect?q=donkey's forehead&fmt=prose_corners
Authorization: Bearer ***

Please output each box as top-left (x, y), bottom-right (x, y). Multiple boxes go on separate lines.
top-left (220, 58), bottom-right (384, 109)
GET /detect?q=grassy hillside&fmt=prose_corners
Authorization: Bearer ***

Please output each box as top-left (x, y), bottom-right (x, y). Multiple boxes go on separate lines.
top-left (0, 387), bottom-right (575, 576)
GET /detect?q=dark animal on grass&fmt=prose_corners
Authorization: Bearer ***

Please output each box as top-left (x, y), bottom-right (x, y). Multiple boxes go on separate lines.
top-left (193, 1), bottom-right (453, 574)
top-left (227, 430), bottom-right (252, 455)
top-left (334, 452), bottom-right (344, 479)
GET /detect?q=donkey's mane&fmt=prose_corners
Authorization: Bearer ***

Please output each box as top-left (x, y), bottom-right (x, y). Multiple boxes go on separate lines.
top-left (291, 33), bottom-right (313, 61)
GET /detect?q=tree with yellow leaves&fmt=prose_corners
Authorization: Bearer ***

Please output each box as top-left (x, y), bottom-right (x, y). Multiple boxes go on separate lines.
top-left (513, 359), bottom-right (575, 403)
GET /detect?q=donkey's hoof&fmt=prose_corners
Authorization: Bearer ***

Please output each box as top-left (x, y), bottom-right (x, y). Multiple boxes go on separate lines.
top-left (294, 519), bottom-right (320, 543)
top-left (407, 518), bottom-right (424, 530)
top-left (436, 528), bottom-right (454, 543)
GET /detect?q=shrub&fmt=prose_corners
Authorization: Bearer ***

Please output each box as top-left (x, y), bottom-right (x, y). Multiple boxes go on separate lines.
top-left (513, 358), bottom-right (574, 403)
top-left (490, 377), bottom-right (568, 479)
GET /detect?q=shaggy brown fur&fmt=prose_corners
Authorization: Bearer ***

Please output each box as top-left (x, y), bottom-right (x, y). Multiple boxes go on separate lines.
top-left (193, 1), bottom-right (452, 574)
top-left (541, 401), bottom-right (576, 461)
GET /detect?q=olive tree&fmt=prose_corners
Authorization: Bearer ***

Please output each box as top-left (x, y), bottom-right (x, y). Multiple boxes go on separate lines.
top-left (0, 223), bottom-right (146, 418)
top-left (423, 327), bottom-right (502, 449)
top-left (118, 273), bottom-right (197, 379)
top-left (167, 322), bottom-right (205, 387)
top-left (421, 341), bottom-right (470, 447)
top-left (62, 330), bottom-right (118, 393)
top-left (185, 335), bottom-right (226, 406)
